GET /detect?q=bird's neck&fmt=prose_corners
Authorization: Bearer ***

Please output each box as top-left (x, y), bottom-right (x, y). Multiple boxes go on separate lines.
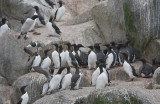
top-left (75, 66), bottom-right (79, 74)
top-left (99, 66), bottom-right (103, 74)
top-left (55, 45), bottom-right (58, 51)
top-left (59, 3), bottom-right (62, 7)
top-left (67, 67), bottom-right (70, 74)
top-left (68, 46), bottom-right (71, 52)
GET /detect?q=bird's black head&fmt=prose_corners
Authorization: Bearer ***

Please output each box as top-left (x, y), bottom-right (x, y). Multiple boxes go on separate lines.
top-left (77, 44), bottom-right (84, 48)
top-left (116, 43), bottom-right (123, 50)
top-left (94, 43), bottom-right (101, 50)
top-left (124, 40), bottom-right (130, 46)
top-left (31, 15), bottom-right (39, 20)
top-left (103, 48), bottom-right (108, 55)
top-left (30, 42), bottom-right (36, 47)
top-left (87, 46), bottom-right (93, 50)
top-left (59, 45), bottom-right (63, 50)
top-left (33, 6), bottom-right (39, 11)
top-left (44, 49), bottom-right (51, 56)
top-left (2, 18), bottom-right (7, 24)
top-left (20, 85), bottom-right (27, 94)
top-left (110, 41), bottom-right (116, 46)
top-left (72, 44), bottom-right (76, 47)
top-left (49, 68), bottom-right (54, 74)
top-left (64, 42), bottom-right (71, 47)
top-left (121, 52), bottom-right (128, 62)
top-left (58, 1), bottom-right (63, 7)
top-left (53, 43), bottom-right (58, 47)
top-left (139, 59), bottom-right (146, 64)
top-left (103, 43), bottom-right (110, 48)
top-left (98, 58), bottom-right (106, 68)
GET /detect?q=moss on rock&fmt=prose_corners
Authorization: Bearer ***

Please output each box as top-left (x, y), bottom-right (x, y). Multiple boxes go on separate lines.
top-left (74, 91), bottom-right (142, 104)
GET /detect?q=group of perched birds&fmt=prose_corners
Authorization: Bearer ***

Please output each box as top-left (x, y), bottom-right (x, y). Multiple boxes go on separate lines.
top-left (1, 0), bottom-right (159, 104)
top-left (18, 39), bottom-right (160, 104)
top-left (18, 0), bottom-right (65, 40)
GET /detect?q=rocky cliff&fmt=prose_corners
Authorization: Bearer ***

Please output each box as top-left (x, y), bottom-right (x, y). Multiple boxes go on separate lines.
top-left (1, 0), bottom-right (160, 104)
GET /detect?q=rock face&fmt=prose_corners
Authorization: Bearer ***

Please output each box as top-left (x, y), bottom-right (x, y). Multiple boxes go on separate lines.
top-left (0, 85), bottom-right (13, 104)
top-left (123, 0), bottom-right (160, 59)
top-left (62, 0), bottom-right (99, 17)
top-left (71, 10), bottom-right (93, 25)
top-left (143, 39), bottom-right (160, 63)
top-left (153, 67), bottom-right (160, 89)
top-left (0, 75), bottom-right (8, 85)
top-left (33, 87), bottom-right (95, 104)
top-left (0, 34), bottom-right (32, 84)
top-left (33, 87), bottom-right (152, 104)
top-left (91, 0), bottom-right (126, 43)
top-left (60, 21), bottom-right (104, 46)
top-left (11, 72), bottom-right (47, 104)
top-left (75, 88), bottom-right (151, 104)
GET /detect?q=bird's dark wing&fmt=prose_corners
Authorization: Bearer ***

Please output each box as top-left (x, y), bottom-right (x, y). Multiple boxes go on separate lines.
top-left (130, 64), bottom-right (138, 77)
top-left (54, 9), bottom-right (58, 20)
top-left (88, 50), bottom-right (91, 55)
top-left (111, 52), bottom-right (116, 67)
top-left (17, 98), bottom-right (22, 104)
top-left (21, 19), bottom-right (26, 24)
top-left (71, 74), bottom-right (80, 88)
top-left (29, 56), bottom-right (36, 70)
top-left (75, 53), bottom-right (83, 66)
top-left (59, 75), bottom-right (65, 89)
top-left (38, 13), bottom-right (46, 25)
top-left (52, 22), bottom-right (61, 34)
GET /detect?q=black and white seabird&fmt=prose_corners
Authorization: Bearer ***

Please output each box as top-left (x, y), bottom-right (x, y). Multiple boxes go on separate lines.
top-left (18, 15), bottom-right (38, 39)
top-left (51, 43), bottom-right (60, 68)
top-left (72, 44), bottom-right (84, 67)
top-left (122, 53), bottom-right (138, 81)
top-left (119, 41), bottom-right (135, 63)
top-left (29, 48), bottom-right (41, 72)
top-left (103, 44), bottom-right (116, 69)
top-left (87, 46), bottom-right (97, 70)
top-left (94, 43), bottom-right (107, 67)
top-left (47, 16), bottom-right (61, 36)
top-left (91, 67), bottom-right (100, 86)
top-left (71, 63), bottom-right (83, 90)
top-left (139, 59), bottom-right (153, 78)
top-left (96, 59), bottom-right (109, 89)
top-left (33, 6), bottom-right (46, 26)
top-left (59, 67), bottom-right (72, 90)
top-left (41, 80), bottom-right (49, 96)
top-left (48, 67), bottom-right (66, 93)
top-left (64, 42), bottom-right (78, 67)
top-left (54, 1), bottom-right (66, 21)
top-left (0, 18), bottom-right (10, 37)
top-left (24, 41), bottom-right (45, 61)
top-left (59, 45), bottom-right (67, 67)
top-left (17, 85), bottom-right (29, 104)
top-left (40, 49), bottom-right (52, 71)
top-left (72, 44), bottom-right (84, 56)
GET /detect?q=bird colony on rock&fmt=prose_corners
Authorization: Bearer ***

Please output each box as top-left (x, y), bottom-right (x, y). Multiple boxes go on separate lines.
top-left (0, 0), bottom-right (160, 104)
